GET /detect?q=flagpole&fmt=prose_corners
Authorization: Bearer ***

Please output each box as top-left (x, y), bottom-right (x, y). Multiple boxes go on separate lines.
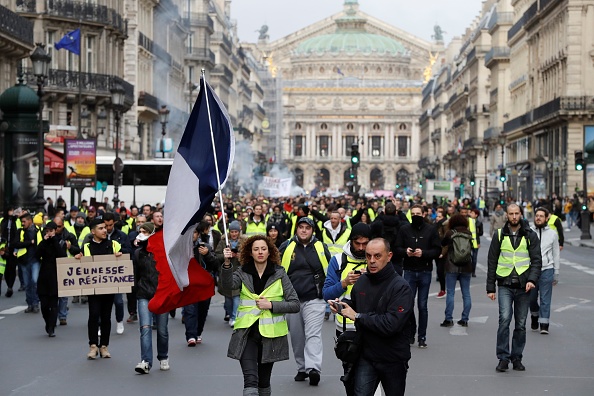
top-left (201, 69), bottom-right (230, 245)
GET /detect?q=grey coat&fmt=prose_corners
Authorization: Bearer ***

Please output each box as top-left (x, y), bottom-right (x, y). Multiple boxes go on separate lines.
top-left (221, 263), bottom-right (300, 364)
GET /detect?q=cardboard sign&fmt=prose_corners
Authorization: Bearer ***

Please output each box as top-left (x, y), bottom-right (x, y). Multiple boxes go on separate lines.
top-left (56, 254), bottom-right (134, 297)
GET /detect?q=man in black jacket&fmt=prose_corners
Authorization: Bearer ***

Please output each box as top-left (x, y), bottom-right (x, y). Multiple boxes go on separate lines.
top-left (332, 238), bottom-right (413, 396)
top-left (487, 204), bottom-right (541, 372)
top-left (394, 204), bottom-right (441, 349)
top-left (13, 213), bottom-right (40, 313)
top-left (53, 217), bottom-right (81, 326)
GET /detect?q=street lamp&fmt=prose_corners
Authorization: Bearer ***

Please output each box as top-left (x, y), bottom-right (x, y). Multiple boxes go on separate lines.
top-left (498, 135), bottom-right (506, 197)
top-left (482, 142), bottom-right (489, 199)
top-left (30, 43), bottom-right (51, 212)
top-left (159, 105), bottom-right (170, 158)
top-left (468, 148), bottom-right (477, 199)
top-left (110, 82), bottom-right (125, 208)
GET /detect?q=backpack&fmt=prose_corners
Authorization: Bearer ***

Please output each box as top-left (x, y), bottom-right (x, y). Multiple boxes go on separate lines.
top-left (450, 230), bottom-right (472, 267)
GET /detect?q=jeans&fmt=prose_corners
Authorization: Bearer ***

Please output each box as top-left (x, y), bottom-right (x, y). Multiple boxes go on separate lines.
top-left (403, 270), bottom-right (432, 341)
top-left (58, 297), bottom-right (68, 320)
top-left (445, 272), bottom-right (472, 321)
top-left (436, 257), bottom-right (446, 291)
top-left (354, 357), bottom-right (408, 396)
top-left (530, 268), bottom-right (554, 323)
top-left (184, 298), bottom-right (211, 340)
top-left (224, 295), bottom-right (240, 321)
top-left (471, 248), bottom-right (478, 274)
top-left (239, 328), bottom-right (274, 389)
top-left (138, 299), bottom-right (168, 367)
top-left (113, 293), bottom-right (124, 322)
top-left (496, 286), bottom-right (530, 362)
top-left (88, 294), bottom-right (115, 346)
top-left (21, 261), bottom-right (40, 306)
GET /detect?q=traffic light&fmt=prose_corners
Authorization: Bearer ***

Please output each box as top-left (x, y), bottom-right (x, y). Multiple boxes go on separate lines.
top-left (470, 175), bottom-right (475, 186)
top-left (396, 183), bottom-right (400, 189)
top-left (349, 168), bottom-right (355, 179)
top-left (351, 143), bottom-right (360, 165)
top-left (419, 180), bottom-right (423, 188)
top-left (499, 169), bottom-right (507, 182)
top-left (575, 150), bottom-right (584, 171)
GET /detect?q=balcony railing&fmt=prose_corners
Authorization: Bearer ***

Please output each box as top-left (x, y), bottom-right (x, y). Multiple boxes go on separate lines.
top-left (484, 47), bottom-right (511, 66)
top-left (239, 81), bottom-right (252, 99)
top-left (419, 110), bottom-right (430, 124)
top-left (507, 17), bottom-right (524, 41)
top-left (483, 126), bottom-right (502, 140)
top-left (252, 82), bottom-right (264, 98)
top-left (184, 12), bottom-right (214, 31)
top-left (453, 117), bottom-right (465, 129)
top-left (431, 129), bottom-right (442, 141)
top-left (22, 67), bottom-right (134, 106)
top-left (212, 64), bottom-right (233, 84)
top-left (1, 4), bottom-right (34, 45)
top-left (138, 91), bottom-right (159, 111)
top-left (465, 105), bottom-right (477, 121)
top-left (524, 2), bottom-right (538, 25)
top-left (186, 47), bottom-right (216, 64)
top-left (466, 48), bottom-right (476, 64)
top-left (211, 32), bottom-right (233, 54)
top-left (138, 32), bottom-right (171, 64)
top-left (540, 0), bottom-right (555, 11)
top-left (39, 0), bottom-right (128, 36)
top-left (250, 102), bottom-right (266, 117)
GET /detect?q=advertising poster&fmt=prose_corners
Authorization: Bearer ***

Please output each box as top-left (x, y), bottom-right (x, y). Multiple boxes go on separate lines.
top-left (12, 133), bottom-right (40, 207)
top-left (65, 139), bottom-right (96, 188)
top-left (585, 127), bottom-right (594, 201)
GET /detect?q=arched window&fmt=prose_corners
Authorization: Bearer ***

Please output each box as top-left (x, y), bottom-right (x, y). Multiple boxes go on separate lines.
top-left (294, 167), bottom-right (304, 187)
top-left (370, 168), bottom-right (384, 189)
top-left (316, 168), bottom-right (330, 189)
top-left (396, 168), bottom-right (410, 188)
top-left (399, 123), bottom-right (407, 130)
top-left (373, 123), bottom-right (381, 130)
top-left (295, 122), bottom-right (302, 130)
top-left (320, 123), bottom-right (328, 130)
top-left (346, 123), bottom-right (354, 130)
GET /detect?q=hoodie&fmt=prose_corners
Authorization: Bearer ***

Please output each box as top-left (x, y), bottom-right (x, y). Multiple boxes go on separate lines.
top-left (531, 224), bottom-right (560, 274)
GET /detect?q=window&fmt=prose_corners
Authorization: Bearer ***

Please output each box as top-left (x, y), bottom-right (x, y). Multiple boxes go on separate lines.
top-left (346, 123), bottom-right (354, 130)
top-left (46, 31), bottom-right (56, 69)
top-left (294, 135), bottom-right (303, 157)
top-left (295, 122), bottom-right (302, 130)
top-left (371, 136), bottom-right (382, 157)
top-left (319, 136), bottom-right (330, 157)
top-left (397, 136), bottom-right (408, 157)
top-left (399, 123), bottom-right (407, 130)
top-left (86, 36), bottom-right (96, 73)
top-left (345, 136), bottom-right (356, 156)
top-left (320, 123), bottom-right (328, 130)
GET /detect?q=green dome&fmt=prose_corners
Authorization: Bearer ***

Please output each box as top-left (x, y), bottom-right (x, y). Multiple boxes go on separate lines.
top-left (295, 32), bottom-right (407, 56)
top-left (0, 80), bottom-right (39, 114)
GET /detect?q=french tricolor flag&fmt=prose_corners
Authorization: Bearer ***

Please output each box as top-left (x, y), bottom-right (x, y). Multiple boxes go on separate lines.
top-left (149, 76), bottom-right (235, 314)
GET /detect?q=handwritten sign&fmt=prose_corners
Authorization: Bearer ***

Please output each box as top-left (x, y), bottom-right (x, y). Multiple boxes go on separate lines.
top-left (56, 254), bottom-right (134, 297)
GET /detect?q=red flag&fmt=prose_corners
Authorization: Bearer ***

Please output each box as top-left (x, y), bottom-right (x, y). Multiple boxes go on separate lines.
top-left (148, 230), bottom-right (215, 314)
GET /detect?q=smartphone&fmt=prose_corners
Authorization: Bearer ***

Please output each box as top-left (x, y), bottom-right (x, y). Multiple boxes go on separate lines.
top-left (331, 301), bottom-right (342, 314)
top-left (353, 270), bottom-right (361, 275)
top-left (231, 248), bottom-right (238, 253)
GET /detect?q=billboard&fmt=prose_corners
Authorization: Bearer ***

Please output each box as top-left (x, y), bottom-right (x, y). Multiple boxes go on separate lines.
top-left (64, 139), bottom-right (96, 188)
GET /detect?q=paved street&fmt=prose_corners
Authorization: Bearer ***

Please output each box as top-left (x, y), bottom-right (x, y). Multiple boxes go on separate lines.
top-left (1, 224), bottom-right (593, 395)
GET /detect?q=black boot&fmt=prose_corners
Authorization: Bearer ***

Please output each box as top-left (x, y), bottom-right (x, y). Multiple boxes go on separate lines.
top-left (540, 323), bottom-right (549, 334)
top-left (530, 315), bottom-right (539, 331)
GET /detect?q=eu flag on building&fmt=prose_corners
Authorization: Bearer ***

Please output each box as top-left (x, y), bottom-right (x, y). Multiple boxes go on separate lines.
top-left (55, 29), bottom-right (81, 55)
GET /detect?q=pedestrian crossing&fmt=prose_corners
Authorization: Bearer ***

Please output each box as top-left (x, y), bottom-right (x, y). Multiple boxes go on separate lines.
top-left (0, 306), bottom-right (27, 315)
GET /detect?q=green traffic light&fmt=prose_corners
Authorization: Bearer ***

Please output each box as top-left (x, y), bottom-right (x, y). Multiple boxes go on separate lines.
top-left (396, 184), bottom-right (400, 189)
top-left (576, 163), bottom-right (583, 171)
top-left (583, 204), bottom-right (588, 211)
top-left (470, 180), bottom-right (475, 186)
top-left (351, 157), bottom-right (359, 164)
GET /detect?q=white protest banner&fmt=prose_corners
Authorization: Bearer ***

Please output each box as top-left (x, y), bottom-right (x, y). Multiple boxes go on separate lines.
top-left (56, 254), bottom-right (134, 297)
top-left (260, 176), bottom-right (292, 197)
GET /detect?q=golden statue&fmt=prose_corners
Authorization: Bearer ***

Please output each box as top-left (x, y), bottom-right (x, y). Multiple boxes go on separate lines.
top-left (423, 52), bottom-right (439, 83)
top-left (263, 51), bottom-right (277, 78)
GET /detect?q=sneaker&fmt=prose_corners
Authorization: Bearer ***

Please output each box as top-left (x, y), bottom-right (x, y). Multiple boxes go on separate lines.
top-left (324, 311), bottom-right (330, 320)
top-left (471, 273), bottom-right (477, 278)
top-left (540, 323), bottom-right (549, 334)
top-left (72, 296), bottom-right (80, 303)
top-left (418, 339), bottom-right (428, 349)
top-left (187, 338), bottom-right (197, 347)
top-left (24, 306), bottom-right (34, 313)
top-left (224, 314), bottom-right (230, 322)
top-left (87, 344), bottom-right (99, 359)
top-left (530, 315), bottom-right (539, 331)
top-left (99, 345), bottom-right (111, 358)
top-left (308, 369), bottom-right (320, 386)
top-left (170, 309), bottom-right (176, 318)
top-left (5, 288), bottom-right (13, 298)
top-left (440, 320), bottom-right (454, 327)
top-left (159, 359), bottom-right (170, 371)
top-left (127, 314), bottom-right (138, 323)
top-left (512, 359), bottom-right (525, 371)
top-left (135, 360), bottom-right (150, 374)
top-left (196, 336), bottom-right (202, 344)
top-left (81, 296), bottom-right (88, 304)
top-left (116, 321), bottom-right (124, 334)
top-left (32, 305), bottom-right (40, 313)
top-left (18, 286), bottom-right (25, 292)
top-left (294, 371), bottom-right (308, 381)
top-left (59, 319), bottom-right (67, 326)
top-left (457, 320), bottom-right (468, 327)
top-left (436, 290), bottom-right (446, 299)
top-left (48, 328), bottom-right (56, 337)
top-left (229, 319), bottom-right (235, 327)
top-left (496, 360), bottom-right (509, 372)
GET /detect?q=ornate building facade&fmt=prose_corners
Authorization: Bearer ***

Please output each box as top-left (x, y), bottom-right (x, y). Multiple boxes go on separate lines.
top-left (251, 0), bottom-right (441, 192)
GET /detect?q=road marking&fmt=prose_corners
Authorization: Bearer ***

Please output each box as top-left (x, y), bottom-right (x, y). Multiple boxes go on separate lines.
top-left (449, 326), bottom-right (468, 336)
top-left (560, 259), bottom-right (594, 276)
top-left (0, 316), bottom-right (4, 320)
top-left (0, 306), bottom-right (28, 315)
top-left (554, 297), bottom-right (591, 312)
top-left (469, 316), bottom-right (489, 324)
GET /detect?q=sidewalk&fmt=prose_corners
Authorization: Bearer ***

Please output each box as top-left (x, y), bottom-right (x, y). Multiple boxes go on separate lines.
top-left (552, 222), bottom-right (594, 249)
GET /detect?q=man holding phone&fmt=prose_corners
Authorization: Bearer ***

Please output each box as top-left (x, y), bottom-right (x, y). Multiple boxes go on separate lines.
top-left (322, 223), bottom-right (371, 396)
top-left (394, 204), bottom-right (441, 349)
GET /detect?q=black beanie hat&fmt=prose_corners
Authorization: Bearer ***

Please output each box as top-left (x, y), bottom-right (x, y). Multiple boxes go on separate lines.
top-left (350, 223), bottom-right (371, 240)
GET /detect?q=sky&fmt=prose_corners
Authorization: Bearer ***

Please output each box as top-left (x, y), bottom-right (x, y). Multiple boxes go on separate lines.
top-left (232, 0), bottom-right (486, 45)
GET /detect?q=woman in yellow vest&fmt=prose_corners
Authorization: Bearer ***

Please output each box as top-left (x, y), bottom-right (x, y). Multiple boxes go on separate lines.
top-left (221, 235), bottom-right (300, 396)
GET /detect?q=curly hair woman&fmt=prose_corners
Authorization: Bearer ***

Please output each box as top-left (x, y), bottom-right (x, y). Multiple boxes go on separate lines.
top-left (221, 235), bottom-right (300, 396)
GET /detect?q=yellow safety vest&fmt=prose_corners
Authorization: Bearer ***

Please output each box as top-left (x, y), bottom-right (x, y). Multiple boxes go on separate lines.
top-left (234, 279), bottom-right (288, 338)
top-left (469, 218), bottom-right (478, 249)
top-left (281, 240), bottom-right (329, 274)
top-left (367, 208), bottom-right (377, 222)
top-left (496, 229), bottom-right (530, 278)
top-left (479, 200), bottom-right (486, 209)
top-left (0, 241), bottom-right (6, 274)
top-left (16, 228), bottom-right (42, 258)
top-left (64, 222), bottom-right (76, 236)
top-left (322, 228), bottom-right (351, 255)
top-left (548, 215), bottom-right (559, 238)
top-left (406, 210), bottom-right (412, 223)
top-left (83, 240), bottom-right (121, 256)
top-left (335, 255), bottom-right (367, 327)
top-left (245, 220), bottom-right (267, 236)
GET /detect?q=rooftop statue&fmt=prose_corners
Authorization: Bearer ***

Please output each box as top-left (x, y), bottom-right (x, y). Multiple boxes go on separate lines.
top-left (432, 24), bottom-right (445, 42)
top-left (257, 25), bottom-right (269, 40)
